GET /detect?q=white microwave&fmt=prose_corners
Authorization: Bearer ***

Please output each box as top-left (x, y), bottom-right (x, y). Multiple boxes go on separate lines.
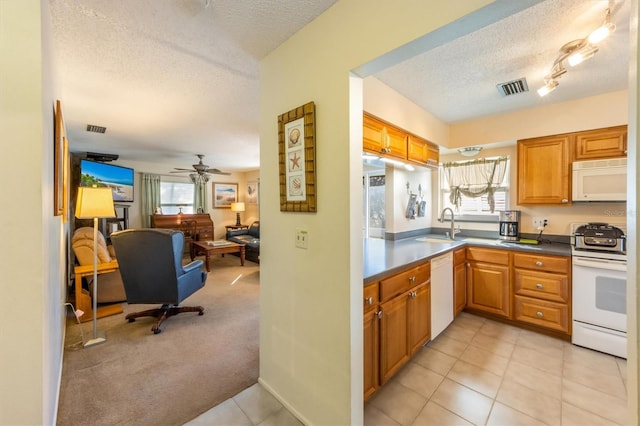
top-left (572, 158), bottom-right (627, 202)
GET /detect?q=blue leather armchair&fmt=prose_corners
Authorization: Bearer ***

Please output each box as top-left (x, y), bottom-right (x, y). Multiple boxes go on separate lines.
top-left (110, 228), bottom-right (207, 334)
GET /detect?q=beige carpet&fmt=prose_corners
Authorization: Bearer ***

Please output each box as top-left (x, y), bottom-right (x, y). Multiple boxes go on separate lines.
top-left (57, 255), bottom-right (260, 426)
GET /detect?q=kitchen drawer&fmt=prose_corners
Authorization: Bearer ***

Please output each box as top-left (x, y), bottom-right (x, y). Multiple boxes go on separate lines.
top-left (514, 269), bottom-right (569, 303)
top-left (514, 295), bottom-right (570, 334)
top-left (466, 247), bottom-right (509, 265)
top-left (513, 253), bottom-right (569, 274)
top-left (380, 263), bottom-right (430, 303)
top-left (364, 282), bottom-right (379, 313)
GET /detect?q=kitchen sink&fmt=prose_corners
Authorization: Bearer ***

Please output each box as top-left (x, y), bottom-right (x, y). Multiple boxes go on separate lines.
top-left (416, 237), bottom-right (455, 243)
top-left (462, 237), bottom-right (501, 245)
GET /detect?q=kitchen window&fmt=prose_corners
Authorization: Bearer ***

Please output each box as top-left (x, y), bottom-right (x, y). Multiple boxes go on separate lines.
top-left (161, 181), bottom-right (195, 214)
top-left (439, 157), bottom-right (510, 222)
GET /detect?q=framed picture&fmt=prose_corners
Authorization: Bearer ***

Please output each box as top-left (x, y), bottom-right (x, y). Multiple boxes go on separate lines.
top-left (278, 101), bottom-right (316, 212)
top-left (247, 181), bottom-right (259, 204)
top-left (53, 100), bottom-right (64, 216)
top-left (213, 182), bottom-right (238, 208)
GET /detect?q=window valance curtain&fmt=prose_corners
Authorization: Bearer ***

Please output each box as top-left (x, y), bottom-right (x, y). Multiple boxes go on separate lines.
top-left (141, 173), bottom-right (161, 227)
top-left (442, 156), bottom-right (508, 213)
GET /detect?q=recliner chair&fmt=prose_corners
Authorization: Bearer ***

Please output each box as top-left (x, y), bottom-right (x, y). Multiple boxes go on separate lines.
top-left (72, 227), bottom-right (126, 303)
top-left (110, 228), bottom-right (207, 334)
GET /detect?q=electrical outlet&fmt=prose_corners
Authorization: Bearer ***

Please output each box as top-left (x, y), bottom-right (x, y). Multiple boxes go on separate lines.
top-left (295, 228), bottom-right (308, 249)
top-left (532, 217), bottom-right (549, 229)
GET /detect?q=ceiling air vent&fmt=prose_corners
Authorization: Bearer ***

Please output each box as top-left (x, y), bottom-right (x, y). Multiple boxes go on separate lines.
top-left (86, 124), bottom-right (107, 134)
top-left (496, 78), bottom-right (529, 97)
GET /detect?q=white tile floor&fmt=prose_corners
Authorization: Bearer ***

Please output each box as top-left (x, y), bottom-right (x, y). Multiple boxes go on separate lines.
top-left (185, 313), bottom-right (628, 426)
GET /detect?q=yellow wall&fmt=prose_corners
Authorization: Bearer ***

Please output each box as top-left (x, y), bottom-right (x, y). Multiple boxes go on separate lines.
top-left (0, 0), bottom-right (65, 424)
top-left (259, 1), bottom-right (495, 424)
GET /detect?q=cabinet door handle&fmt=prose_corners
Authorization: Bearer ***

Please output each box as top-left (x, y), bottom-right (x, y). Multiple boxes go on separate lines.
top-left (536, 283), bottom-right (544, 289)
top-left (365, 297), bottom-right (374, 305)
top-left (536, 311), bottom-right (544, 318)
top-left (376, 311), bottom-right (383, 319)
top-left (561, 199), bottom-right (569, 203)
top-left (408, 291), bottom-right (417, 299)
top-left (535, 261), bottom-right (543, 267)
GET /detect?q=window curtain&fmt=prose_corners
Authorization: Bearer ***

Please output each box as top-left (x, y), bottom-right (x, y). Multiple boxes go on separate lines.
top-left (193, 179), bottom-right (207, 213)
top-left (442, 156), bottom-right (508, 213)
top-left (141, 173), bottom-right (161, 227)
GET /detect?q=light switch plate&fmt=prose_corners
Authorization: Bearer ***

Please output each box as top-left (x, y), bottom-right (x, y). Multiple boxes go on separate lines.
top-left (295, 228), bottom-right (308, 249)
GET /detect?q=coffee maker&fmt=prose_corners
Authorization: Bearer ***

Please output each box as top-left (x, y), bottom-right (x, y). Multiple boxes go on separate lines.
top-left (499, 210), bottom-right (521, 241)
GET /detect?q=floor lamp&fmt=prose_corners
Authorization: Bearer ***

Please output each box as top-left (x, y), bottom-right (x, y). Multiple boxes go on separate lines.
top-left (75, 187), bottom-right (115, 348)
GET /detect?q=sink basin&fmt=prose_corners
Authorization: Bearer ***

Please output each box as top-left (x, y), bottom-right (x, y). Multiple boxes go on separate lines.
top-left (462, 237), bottom-right (500, 244)
top-left (416, 237), bottom-right (455, 243)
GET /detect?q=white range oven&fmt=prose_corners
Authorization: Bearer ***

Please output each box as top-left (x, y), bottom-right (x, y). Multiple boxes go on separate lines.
top-left (571, 223), bottom-right (627, 359)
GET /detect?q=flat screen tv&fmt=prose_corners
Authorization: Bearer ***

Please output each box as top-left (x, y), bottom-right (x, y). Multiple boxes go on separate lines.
top-left (80, 159), bottom-right (134, 202)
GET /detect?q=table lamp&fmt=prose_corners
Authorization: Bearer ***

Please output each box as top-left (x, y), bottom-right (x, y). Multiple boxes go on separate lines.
top-left (230, 202), bottom-right (245, 226)
top-left (75, 187), bottom-right (115, 348)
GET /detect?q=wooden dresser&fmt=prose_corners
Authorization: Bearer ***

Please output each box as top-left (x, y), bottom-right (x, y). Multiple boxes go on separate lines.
top-left (150, 214), bottom-right (214, 247)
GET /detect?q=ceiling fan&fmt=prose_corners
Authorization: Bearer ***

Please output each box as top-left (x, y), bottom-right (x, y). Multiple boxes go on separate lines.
top-left (170, 155), bottom-right (231, 179)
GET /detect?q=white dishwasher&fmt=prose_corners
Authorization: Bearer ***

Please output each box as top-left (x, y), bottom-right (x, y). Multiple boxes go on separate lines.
top-left (430, 252), bottom-right (454, 339)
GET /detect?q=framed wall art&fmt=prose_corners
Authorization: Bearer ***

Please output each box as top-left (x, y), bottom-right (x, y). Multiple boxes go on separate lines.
top-left (278, 101), bottom-right (316, 212)
top-left (247, 181), bottom-right (259, 204)
top-left (213, 182), bottom-right (238, 208)
top-left (53, 99), bottom-right (65, 216)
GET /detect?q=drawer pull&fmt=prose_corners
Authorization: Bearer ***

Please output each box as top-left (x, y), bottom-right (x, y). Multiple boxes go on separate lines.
top-left (365, 297), bottom-right (374, 305)
top-left (536, 311), bottom-right (544, 318)
top-left (409, 276), bottom-right (416, 284)
top-left (536, 283), bottom-right (544, 289)
top-left (535, 261), bottom-right (543, 267)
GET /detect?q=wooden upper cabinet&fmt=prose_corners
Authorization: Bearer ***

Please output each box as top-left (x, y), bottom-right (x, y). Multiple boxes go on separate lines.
top-left (517, 134), bottom-right (571, 205)
top-left (574, 125), bottom-right (627, 160)
top-left (407, 135), bottom-right (439, 167)
top-left (363, 113), bottom-right (407, 160)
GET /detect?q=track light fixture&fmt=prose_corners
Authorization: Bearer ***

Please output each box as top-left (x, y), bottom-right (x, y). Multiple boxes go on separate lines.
top-left (538, 3), bottom-right (616, 97)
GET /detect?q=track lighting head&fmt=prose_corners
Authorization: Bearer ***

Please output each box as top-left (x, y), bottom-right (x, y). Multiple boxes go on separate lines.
top-left (537, 6), bottom-right (616, 97)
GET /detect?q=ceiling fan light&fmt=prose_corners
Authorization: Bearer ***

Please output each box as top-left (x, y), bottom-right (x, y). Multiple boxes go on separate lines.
top-left (537, 80), bottom-right (558, 97)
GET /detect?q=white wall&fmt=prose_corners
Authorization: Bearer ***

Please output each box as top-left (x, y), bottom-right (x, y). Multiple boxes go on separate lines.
top-left (0, 0), bottom-right (64, 424)
top-left (258, 1), bottom-right (494, 424)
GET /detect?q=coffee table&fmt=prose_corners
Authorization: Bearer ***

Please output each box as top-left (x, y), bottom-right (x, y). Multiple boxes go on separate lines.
top-left (190, 240), bottom-right (245, 272)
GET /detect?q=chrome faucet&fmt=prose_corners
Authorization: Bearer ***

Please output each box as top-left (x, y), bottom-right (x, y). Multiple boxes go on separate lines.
top-left (438, 207), bottom-right (460, 240)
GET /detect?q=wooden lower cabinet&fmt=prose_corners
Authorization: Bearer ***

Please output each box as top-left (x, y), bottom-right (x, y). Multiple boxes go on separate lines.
top-left (379, 293), bottom-right (410, 384)
top-left (466, 247), bottom-right (510, 319)
top-left (408, 282), bottom-right (431, 355)
top-left (453, 248), bottom-right (466, 315)
top-left (365, 261), bottom-right (431, 399)
top-left (363, 282), bottom-right (379, 401)
top-left (363, 307), bottom-right (379, 401)
top-left (513, 252), bottom-right (571, 335)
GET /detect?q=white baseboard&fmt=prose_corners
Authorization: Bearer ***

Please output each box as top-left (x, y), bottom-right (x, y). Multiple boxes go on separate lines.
top-left (258, 377), bottom-right (312, 426)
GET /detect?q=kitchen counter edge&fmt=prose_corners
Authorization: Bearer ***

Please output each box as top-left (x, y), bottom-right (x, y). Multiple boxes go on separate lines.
top-left (363, 236), bottom-right (572, 285)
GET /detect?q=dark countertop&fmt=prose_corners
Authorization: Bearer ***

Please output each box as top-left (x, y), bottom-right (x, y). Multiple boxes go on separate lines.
top-left (363, 235), bottom-right (573, 284)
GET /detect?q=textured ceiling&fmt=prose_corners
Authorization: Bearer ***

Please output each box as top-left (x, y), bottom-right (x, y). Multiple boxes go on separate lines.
top-left (49, 0), bottom-right (339, 171)
top-left (50, 0), bottom-right (630, 172)
top-left (375, 0), bottom-right (629, 124)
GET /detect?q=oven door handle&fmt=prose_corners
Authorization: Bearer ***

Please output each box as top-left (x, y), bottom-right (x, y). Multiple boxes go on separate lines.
top-left (573, 257), bottom-right (627, 272)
